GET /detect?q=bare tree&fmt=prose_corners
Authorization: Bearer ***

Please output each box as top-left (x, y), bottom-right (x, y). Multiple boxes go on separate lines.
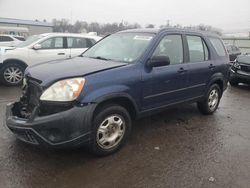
top-left (146, 24), bottom-right (155, 28)
top-left (52, 19), bottom-right (141, 35)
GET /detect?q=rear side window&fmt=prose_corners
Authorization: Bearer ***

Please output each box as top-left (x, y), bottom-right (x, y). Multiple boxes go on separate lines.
top-left (67, 37), bottom-right (93, 48)
top-left (14, 37), bottom-right (25, 41)
top-left (209, 37), bottom-right (227, 57)
top-left (0, 36), bottom-right (14, 42)
top-left (187, 36), bottom-right (209, 62)
top-left (153, 35), bottom-right (183, 65)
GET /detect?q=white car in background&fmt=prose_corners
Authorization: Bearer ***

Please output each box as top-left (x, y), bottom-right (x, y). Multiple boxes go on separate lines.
top-left (0, 34), bottom-right (25, 47)
top-left (0, 33), bottom-right (102, 86)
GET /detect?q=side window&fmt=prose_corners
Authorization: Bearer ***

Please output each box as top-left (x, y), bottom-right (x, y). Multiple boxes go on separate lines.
top-left (89, 39), bottom-right (96, 47)
top-left (0, 36), bottom-right (14, 42)
top-left (86, 39), bottom-right (96, 48)
top-left (152, 35), bottom-right (183, 65)
top-left (40, 37), bottom-right (63, 49)
top-left (67, 37), bottom-right (89, 48)
top-left (209, 37), bottom-right (227, 57)
top-left (14, 37), bottom-right (25, 41)
top-left (187, 36), bottom-right (209, 62)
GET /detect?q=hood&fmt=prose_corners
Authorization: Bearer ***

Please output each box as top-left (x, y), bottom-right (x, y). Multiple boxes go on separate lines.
top-left (237, 55), bottom-right (250, 65)
top-left (25, 57), bottom-right (127, 86)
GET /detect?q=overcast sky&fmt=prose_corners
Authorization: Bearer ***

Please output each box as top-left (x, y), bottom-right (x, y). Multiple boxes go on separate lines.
top-left (0, 0), bottom-right (249, 33)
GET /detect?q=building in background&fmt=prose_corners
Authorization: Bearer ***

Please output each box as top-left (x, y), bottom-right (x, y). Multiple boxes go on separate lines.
top-left (0, 17), bottom-right (53, 37)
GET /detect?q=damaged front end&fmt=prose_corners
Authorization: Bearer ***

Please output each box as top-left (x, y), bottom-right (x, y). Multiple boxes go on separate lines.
top-left (12, 77), bottom-right (74, 120)
top-left (6, 77), bottom-right (94, 148)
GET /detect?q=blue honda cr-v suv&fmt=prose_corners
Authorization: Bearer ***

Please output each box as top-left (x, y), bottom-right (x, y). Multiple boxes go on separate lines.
top-left (6, 28), bottom-right (229, 155)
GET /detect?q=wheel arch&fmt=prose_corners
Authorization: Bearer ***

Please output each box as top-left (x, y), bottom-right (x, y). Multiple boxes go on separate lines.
top-left (207, 73), bottom-right (225, 93)
top-left (2, 59), bottom-right (28, 69)
top-left (92, 94), bottom-right (139, 121)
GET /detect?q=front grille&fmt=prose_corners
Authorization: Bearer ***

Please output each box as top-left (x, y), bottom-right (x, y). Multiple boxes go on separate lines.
top-left (240, 64), bottom-right (250, 73)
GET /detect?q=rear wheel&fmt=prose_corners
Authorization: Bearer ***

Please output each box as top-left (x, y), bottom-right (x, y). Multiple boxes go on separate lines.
top-left (90, 104), bottom-right (132, 156)
top-left (197, 84), bottom-right (221, 115)
top-left (0, 63), bottom-right (25, 86)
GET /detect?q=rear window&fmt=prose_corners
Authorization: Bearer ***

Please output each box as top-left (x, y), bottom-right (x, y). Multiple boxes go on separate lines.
top-left (209, 37), bottom-right (227, 57)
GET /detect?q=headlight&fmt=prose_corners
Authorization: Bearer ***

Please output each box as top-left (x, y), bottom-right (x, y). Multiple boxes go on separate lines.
top-left (40, 78), bottom-right (85, 102)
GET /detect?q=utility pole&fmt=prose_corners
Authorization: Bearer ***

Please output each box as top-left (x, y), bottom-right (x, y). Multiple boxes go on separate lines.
top-left (166, 20), bottom-right (170, 27)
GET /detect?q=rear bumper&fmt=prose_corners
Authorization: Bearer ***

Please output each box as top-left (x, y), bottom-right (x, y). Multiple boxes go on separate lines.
top-left (5, 102), bottom-right (96, 148)
top-left (230, 68), bottom-right (250, 84)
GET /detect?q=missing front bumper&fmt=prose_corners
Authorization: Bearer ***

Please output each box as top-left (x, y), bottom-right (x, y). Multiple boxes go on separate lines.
top-left (5, 102), bottom-right (96, 148)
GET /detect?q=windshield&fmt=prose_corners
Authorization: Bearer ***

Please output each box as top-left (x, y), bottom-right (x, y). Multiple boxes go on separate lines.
top-left (16, 35), bottom-right (43, 48)
top-left (83, 33), bottom-right (154, 63)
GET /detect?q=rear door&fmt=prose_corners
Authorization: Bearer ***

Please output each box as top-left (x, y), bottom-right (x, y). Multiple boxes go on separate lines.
top-left (142, 34), bottom-right (189, 111)
top-left (184, 35), bottom-right (213, 98)
top-left (67, 37), bottom-right (95, 58)
top-left (28, 37), bottom-right (70, 65)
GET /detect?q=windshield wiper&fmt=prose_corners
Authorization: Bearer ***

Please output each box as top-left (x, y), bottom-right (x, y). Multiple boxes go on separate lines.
top-left (91, 56), bottom-right (111, 61)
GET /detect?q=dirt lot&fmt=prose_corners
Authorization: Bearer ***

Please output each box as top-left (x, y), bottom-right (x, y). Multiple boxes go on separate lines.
top-left (0, 84), bottom-right (250, 188)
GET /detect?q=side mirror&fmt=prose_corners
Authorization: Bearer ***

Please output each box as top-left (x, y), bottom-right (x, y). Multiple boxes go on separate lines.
top-left (33, 44), bottom-right (42, 50)
top-left (147, 56), bottom-right (170, 68)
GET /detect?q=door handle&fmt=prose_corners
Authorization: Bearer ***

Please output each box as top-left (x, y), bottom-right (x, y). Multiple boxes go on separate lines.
top-left (209, 64), bottom-right (216, 69)
top-left (57, 53), bottom-right (65, 55)
top-left (178, 67), bottom-right (187, 73)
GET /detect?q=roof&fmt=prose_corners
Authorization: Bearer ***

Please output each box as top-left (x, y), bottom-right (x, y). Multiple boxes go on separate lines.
top-left (119, 28), bottom-right (219, 37)
top-left (119, 28), bottom-right (160, 34)
top-left (38, 33), bottom-right (102, 40)
top-left (0, 17), bottom-right (53, 27)
top-left (0, 34), bottom-right (25, 38)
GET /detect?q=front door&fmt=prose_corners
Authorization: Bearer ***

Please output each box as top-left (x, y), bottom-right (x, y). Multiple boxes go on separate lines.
top-left (28, 37), bottom-right (70, 65)
top-left (142, 34), bottom-right (189, 111)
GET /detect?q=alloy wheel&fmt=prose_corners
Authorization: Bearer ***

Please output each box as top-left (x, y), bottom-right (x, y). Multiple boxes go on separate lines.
top-left (3, 66), bottom-right (23, 84)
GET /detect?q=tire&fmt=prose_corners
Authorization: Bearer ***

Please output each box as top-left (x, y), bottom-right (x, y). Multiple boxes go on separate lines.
top-left (0, 63), bottom-right (25, 86)
top-left (197, 84), bottom-right (221, 115)
top-left (90, 104), bottom-right (132, 156)
top-left (229, 80), bottom-right (238, 86)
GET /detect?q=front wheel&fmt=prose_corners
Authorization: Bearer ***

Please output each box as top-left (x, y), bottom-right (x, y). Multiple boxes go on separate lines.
top-left (197, 84), bottom-right (221, 115)
top-left (0, 63), bottom-right (25, 86)
top-left (90, 104), bottom-right (132, 156)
